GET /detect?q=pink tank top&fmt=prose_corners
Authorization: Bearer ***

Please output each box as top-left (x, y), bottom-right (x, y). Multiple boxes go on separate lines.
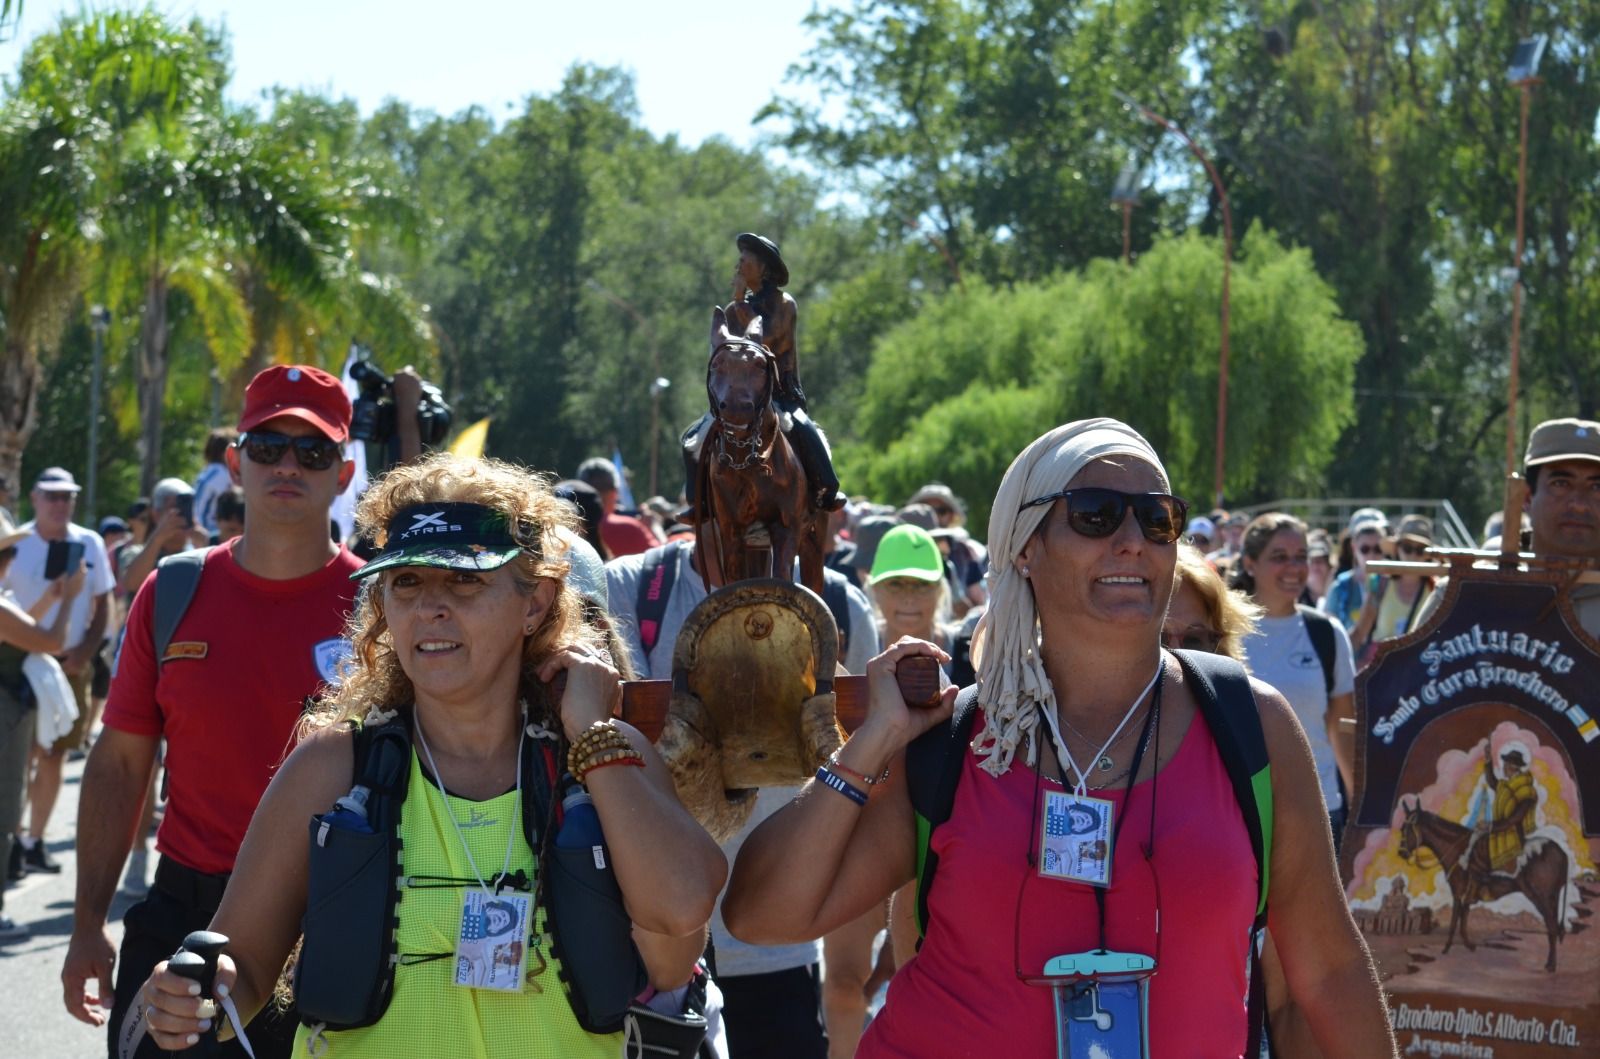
top-left (860, 708), bottom-right (1257, 1058)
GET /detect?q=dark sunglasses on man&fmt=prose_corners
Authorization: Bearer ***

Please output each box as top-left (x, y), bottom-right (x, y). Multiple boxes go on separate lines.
top-left (1022, 487), bottom-right (1189, 546)
top-left (236, 431), bottom-right (342, 471)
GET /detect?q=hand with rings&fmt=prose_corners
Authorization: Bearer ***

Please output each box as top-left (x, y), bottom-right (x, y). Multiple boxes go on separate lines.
top-left (137, 953), bottom-right (239, 1051)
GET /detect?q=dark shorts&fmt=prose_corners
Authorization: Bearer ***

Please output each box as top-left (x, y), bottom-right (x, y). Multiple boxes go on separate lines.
top-left (717, 962), bottom-right (828, 1059)
top-left (92, 644), bottom-right (113, 699)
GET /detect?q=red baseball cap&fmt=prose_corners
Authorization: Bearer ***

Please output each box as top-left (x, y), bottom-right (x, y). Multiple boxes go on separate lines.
top-left (238, 365), bottom-right (351, 443)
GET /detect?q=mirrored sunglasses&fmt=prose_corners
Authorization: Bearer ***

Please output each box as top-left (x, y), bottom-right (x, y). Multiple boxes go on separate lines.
top-left (237, 431), bottom-right (342, 471)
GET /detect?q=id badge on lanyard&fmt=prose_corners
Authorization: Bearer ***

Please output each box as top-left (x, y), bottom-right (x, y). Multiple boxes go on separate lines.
top-left (1039, 790), bottom-right (1116, 887)
top-left (453, 889), bottom-right (533, 992)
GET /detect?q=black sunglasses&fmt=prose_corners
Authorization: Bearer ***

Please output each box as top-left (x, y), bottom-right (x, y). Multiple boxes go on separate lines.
top-left (1022, 488), bottom-right (1188, 545)
top-left (236, 431), bottom-right (342, 471)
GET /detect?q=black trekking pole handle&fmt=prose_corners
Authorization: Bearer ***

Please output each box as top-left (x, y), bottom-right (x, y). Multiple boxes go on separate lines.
top-left (168, 931), bottom-right (230, 1056)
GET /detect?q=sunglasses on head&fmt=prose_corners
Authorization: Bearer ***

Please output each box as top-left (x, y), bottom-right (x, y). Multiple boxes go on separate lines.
top-left (1022, 488), bottom-right (1188, 545)
top-left (236, 431), bottom-right (342, 471)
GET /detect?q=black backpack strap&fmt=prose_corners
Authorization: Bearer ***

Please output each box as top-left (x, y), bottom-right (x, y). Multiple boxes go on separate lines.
top-left (1174, 650), bottom-right (1273, 1058)
top-left (635, 542), bottom-right (680, 655)
top-left (1297, 605), bottom-right (1337, 696)
top-left (151, 548), bottom-right (212, 666)
top-left (820, 573), bottom-right (852, 657)
top-left (351, 714), bottom-right (414, 833)
top-left (906, 685), bottom-right (981, 941)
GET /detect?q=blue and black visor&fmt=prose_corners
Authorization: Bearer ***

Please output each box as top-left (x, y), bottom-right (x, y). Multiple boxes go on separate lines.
top-left (352, 502), bottom-right (531, 580)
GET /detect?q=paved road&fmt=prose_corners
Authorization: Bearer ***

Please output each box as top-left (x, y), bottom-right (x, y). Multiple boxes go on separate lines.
top-left (2, 753), bottom-right (145, 1058)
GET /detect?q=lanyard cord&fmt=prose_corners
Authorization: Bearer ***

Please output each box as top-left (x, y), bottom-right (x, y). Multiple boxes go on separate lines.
top-left (414, 710), bottom-right (525, 896)
top-left (1038, 665), bottom-right (1161, 797)
top-left (1036, 668), bottom-right (1164, 953)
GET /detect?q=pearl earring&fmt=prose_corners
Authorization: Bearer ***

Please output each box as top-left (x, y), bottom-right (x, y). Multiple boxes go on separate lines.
top-left (524, 624), bottom-right (535, 635)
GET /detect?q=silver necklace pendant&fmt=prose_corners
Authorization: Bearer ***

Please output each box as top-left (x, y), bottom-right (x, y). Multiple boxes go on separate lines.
top-left (1098, 755), bottom-right (1114, 771)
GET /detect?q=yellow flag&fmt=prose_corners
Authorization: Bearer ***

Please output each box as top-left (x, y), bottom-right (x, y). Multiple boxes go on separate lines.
top-left (449, 417), bottom-right (491, 459)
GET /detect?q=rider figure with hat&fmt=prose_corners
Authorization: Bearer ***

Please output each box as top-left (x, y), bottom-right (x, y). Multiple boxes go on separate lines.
top-left (685, 233), bottom-right (845, 512)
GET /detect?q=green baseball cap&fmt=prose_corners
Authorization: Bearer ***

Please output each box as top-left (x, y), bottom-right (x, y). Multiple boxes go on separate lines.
top-left (868, 524), bottom-right (944, 585)
top-left (353, 502), bottom-right (527, 580)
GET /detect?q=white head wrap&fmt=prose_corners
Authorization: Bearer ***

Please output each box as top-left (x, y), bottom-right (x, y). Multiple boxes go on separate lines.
top-left (971, 418), bottom-right (1171, 776)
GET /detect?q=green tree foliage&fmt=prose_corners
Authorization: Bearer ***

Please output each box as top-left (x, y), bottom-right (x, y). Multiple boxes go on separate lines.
top-left (372, 69), bottom-right (875, 494)
top-left (843, 230), bottom-right (1362, 532)
top-left (778, 0), bottom-right (1600, 525)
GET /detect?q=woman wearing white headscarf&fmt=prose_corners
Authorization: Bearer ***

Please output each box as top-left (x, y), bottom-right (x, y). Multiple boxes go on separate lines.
top-left (724, 419), bottom-right (1394, 1058)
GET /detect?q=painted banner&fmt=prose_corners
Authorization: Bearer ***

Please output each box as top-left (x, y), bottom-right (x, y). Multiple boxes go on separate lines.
top-left (1342, 570), bottom-right (1600, 1058)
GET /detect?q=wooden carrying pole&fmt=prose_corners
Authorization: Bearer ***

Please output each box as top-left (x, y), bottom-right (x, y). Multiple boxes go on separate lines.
top-left (601, 655), bottom-right (946, 743)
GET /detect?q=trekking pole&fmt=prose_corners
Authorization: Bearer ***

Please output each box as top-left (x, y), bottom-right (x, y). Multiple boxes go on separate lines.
top-left (166, 940), bottom-right (227, 1059)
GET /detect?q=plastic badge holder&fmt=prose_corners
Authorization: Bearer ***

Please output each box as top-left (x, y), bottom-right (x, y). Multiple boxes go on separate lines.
top-left (1043, 950), bottom-right (1154, 1059)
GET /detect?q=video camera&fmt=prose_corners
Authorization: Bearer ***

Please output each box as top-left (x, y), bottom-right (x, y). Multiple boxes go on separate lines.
top-left (348, 346), bottom-right (452, 448)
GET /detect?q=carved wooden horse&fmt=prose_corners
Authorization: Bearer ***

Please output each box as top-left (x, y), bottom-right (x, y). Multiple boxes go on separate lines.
top-left (696, 305), bottom-right (827, 597)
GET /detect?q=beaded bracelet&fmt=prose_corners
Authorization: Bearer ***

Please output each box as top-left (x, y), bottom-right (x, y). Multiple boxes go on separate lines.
top-left (578, 752), bottom-right (647, 782)
top-left (828, 753), bottom-right (890, 787)
top-left (576, 748), bottom-right (646, 783)
top-left (815, 765), bottom-right (868, 807)
top-left (567, 722), bottom-right (633, 776)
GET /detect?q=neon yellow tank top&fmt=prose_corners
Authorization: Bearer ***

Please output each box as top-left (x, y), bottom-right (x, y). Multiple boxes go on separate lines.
top-left (293, 749), bottom-right (623, 1058)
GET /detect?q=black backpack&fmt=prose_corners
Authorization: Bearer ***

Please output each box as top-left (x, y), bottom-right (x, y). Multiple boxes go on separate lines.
top-left (1297, 604), bottom-right (1336, 695)
top-left (905, 651), bottom-right (1275, 1057)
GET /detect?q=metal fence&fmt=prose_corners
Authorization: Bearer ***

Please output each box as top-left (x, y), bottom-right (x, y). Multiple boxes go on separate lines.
top-left (1230, 498), bottom-right (1477, 550)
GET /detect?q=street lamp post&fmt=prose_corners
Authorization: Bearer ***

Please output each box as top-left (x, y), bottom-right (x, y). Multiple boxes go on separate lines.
top-left (1504, 34), bottom-right (1547, 480)
top-left (1114, 91), bottom-right (1234, 507)
top-left (85, 304), bottom-right (110, 516)
top-left (649, 376), bottom-right (671, 499)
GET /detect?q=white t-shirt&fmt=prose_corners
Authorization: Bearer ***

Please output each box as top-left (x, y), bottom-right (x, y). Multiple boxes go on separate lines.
top-left (605, 543), bottom-right (880, 977)
top-left (4, 522), bottom-right (116, 651)
top-left (1239, 611), bottom-right (1356, 809)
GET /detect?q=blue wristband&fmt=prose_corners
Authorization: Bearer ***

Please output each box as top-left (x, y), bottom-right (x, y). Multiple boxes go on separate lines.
top-left (816, 766), bottom-right (868, 807)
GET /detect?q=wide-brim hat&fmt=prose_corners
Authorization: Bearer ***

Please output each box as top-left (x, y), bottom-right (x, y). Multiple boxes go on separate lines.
top-left (0, 509), bottom-right (28, 551)
top-left (1383, 513), bottom-right (1434, 556)
top-left (352, 502), bottom-right (527, 580)
top-left (736, 232), bottom-right (789, 287)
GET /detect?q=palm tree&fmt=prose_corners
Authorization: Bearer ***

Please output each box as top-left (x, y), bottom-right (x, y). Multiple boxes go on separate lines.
top-left (0, 9), bottom-right (209, 499)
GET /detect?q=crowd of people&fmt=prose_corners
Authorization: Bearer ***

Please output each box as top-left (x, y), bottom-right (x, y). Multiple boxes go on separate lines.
top-left (1, 354), bottom-right (1597, 1059)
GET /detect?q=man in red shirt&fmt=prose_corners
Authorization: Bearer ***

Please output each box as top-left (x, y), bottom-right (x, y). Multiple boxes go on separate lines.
top-left (577, 455), bottom-right (660, 557)
top-left (62, 366), bottom-right (362, 1059)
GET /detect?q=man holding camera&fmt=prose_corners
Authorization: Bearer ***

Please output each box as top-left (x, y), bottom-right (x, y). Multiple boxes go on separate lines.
top-left (64, 365), bottom-right (362, 1059)
top-left (4, 468), bottom-right (116, 879)
top-left (116, 478), bottom-right (211, 596)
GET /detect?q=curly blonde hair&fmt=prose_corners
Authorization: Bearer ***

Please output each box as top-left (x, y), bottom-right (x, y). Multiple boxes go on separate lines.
top-left (302, 453), bottom-right (607, 736)
top-left (1173, 544), bottom-right (1263, 666)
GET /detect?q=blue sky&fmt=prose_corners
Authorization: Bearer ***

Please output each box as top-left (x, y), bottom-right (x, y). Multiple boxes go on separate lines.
top-left (0, 1), bottom-right (836, 146)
